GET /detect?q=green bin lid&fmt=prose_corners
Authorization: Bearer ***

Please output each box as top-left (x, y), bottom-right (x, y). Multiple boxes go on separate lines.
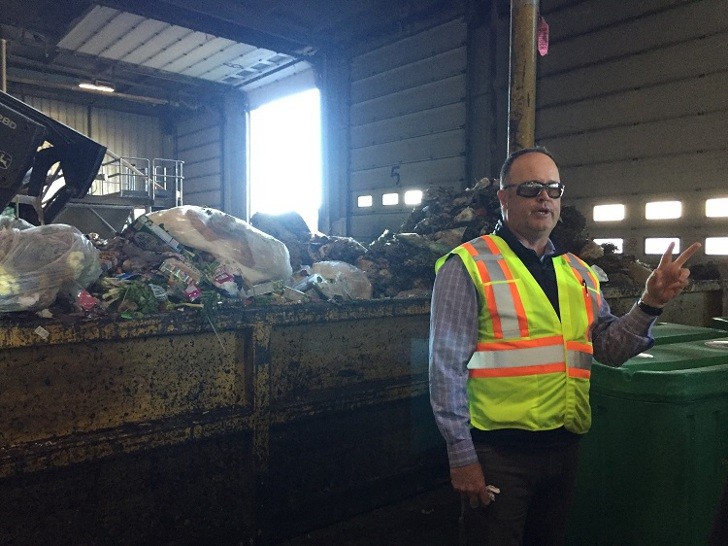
top-left (592, 338), bottom-right (728, 401)
top-left (710, 317), bottom-right (728, 331)
top-left (651, 321), bottom-right (728, 345)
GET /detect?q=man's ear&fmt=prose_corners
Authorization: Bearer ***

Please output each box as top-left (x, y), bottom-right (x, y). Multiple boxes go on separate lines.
top-left (497, 188), bottom-right (508, 210)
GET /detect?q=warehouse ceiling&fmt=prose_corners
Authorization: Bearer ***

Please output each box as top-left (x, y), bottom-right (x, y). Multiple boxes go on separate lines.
top-left (1, 0), bottom-right (465, 109)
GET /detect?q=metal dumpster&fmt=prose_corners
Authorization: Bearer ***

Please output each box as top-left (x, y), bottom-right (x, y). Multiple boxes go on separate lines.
top-left (602, 280), bottom-right (724, 327)
top-left (568, 339), bottom-right (728, 545)
top-left (0, 299), bottom-right (443, 544)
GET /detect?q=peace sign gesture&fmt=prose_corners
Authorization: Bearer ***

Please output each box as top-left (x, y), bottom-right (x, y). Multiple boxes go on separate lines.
top-left (641, 242), bottom-right (702, 308)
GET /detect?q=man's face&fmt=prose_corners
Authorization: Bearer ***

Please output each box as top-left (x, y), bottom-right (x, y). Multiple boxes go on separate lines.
top-left (497, 152), bottom-right (562, 243)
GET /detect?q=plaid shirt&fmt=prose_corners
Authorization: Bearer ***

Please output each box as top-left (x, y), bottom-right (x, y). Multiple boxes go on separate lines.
top-left (429, 234), bottom-right (657, 468)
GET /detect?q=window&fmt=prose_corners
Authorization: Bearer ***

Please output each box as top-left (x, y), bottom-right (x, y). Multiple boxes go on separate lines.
top-left (706, 197), bottom-right (728, 218)
top-left (248, 88), bottom-right (322, 231)
top-left (593, 204), bottom-right (625, 222)
top-left (705, 237), bottom-right (728, 255)
top-left (357, 195), bottom-right (373, 208)
top-left (645, 200), bottom-right (682, 220)
top-left (594, 238), bottom-right (624, 253)
top-left (645, 237), bottom-right (680, 255)
top-left (404, 189), bottom-right (423, 205)
top-left (382, 193), bottom-right (399, 206)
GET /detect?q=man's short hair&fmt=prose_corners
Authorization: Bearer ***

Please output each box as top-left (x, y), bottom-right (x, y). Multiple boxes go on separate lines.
top-left (499, 146), bottom-right (557, 188)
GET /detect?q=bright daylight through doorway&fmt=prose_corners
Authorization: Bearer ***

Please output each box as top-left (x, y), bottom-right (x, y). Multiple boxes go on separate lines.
top-left (248, 88), bottom-right (322, 233)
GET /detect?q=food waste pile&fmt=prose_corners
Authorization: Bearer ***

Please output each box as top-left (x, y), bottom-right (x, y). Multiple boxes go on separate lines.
top-left (0, 179), bottom-right (721, 320)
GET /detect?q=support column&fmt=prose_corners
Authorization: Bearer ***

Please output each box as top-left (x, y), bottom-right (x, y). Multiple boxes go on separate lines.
top-left (508, 0), bottom-right (538, 153)
top-left (1, 39), bottom-right (7, 93)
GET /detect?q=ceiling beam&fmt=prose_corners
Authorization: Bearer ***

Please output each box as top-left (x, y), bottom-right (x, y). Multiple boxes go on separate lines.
top-left (94, 0), bottom-right (319, 58)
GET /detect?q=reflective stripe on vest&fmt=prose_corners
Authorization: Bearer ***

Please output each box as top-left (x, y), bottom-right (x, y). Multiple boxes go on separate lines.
top-left (563, 253), bottom-right (601, 340)
top-left (468, 338), bottom-right (592, 378)
top-left (461, 236), bottom-right (529, 339)
top-left (464, 235), bottom-right (595, 378)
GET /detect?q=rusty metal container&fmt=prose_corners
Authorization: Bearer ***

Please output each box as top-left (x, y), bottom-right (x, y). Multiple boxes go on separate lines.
top-left (0, 299), bottom-right (442, 544)
top-left (1, 281), bottom-right (722, 543)
top-left (602, 280), bottom-right (724, 327)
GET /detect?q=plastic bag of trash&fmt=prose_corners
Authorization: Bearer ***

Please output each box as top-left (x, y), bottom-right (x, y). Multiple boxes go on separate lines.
top-left (311, 260), bottom-right (373, 300)
top-left (0, 217), bottom-right (34, 231)
top-left (0, 224), bottom-right (101, 312)
top-left (145, 206), bottom-right (293, 290)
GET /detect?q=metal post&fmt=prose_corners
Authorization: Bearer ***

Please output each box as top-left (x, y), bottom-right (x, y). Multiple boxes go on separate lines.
top-left (508, 0), bottom-right (538, 153)
top-left (1, 39), bottom-right (7, 93)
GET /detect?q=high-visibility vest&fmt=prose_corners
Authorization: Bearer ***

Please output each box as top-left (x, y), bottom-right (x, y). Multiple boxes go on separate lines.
top-left (435, 234), bottom-right (602, 434)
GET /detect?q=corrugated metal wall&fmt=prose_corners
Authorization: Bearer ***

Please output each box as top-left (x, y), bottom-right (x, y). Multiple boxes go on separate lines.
top-left (536, 0), bottom-right (728, 260)
top-left (20, 95), bottom-right (169, 160)
top-left (21, 93), bottom-right (226, 211)
top-left (22, 96), bottom-right (88, 135)
top-left (176, 107), bottom-right (224, 210)
top-left (90, 108), bottom-right (169, 160)
top-left (348, 18), bottom-right (469, 242)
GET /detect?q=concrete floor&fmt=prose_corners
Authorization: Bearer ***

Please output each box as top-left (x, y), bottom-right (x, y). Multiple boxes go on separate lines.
top-left (279, 483), bottom-right (461, 546)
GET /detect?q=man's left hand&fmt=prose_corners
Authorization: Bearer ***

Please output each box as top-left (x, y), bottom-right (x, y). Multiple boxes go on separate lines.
top-left (642, 242), bottom-right (701, 307)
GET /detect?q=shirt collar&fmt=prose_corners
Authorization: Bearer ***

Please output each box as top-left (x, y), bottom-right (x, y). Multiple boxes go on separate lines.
top-left (492, 220), bottom-right (565, 262)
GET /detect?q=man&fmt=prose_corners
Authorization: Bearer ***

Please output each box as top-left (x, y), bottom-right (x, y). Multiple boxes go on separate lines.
top-left (429, 147), bottom-right (700, 545)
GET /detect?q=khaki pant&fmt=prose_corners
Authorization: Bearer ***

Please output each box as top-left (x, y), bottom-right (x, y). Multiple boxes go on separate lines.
top-left (460, 442), bottom-right (580, 546)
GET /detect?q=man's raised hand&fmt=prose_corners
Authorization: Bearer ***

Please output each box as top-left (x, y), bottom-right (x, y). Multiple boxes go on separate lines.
top-left (642, 242), bottom-right (701, 307)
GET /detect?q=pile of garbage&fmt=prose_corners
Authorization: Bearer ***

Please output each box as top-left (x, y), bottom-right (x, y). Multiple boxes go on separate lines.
top-left (0, 220), bottom-right (101, 313)
top-left (0, 206), bottom-right (373, 318)
top-left (346, 178), bottom-right (660, 297)
top-left (335, 177), bottom-right (720, 296)
top-left (257, 177), bottom-right (686, 298)
top-left (357, 179), bottom-right (502, 297)
top-left (0, 179), bottom-right (722, 318)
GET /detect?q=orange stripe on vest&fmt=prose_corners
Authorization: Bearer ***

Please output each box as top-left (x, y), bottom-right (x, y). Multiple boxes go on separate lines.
top-left (568, 368), bottom-right (591, 379)
top-left (484, 235), bottom-right (529, 337)
top-left (469, 362), bottom-right (565, 378)
top-left (476, 335), bottom-right (564, 351)
top-left (565, 341), bottom-right (593, 354)
top-left (476, 260), bottom-right (505, 339)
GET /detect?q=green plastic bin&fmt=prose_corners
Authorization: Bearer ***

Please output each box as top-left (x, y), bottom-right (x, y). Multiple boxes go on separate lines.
top-left (651, 321), bottom-right (728, 345)
top-left (568, 339), bottom-right (728, 546)
top-left (711, 317), bottom-right (728, 331)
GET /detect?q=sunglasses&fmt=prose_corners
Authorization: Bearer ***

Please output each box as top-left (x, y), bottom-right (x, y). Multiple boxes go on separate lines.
top-left (503, 180), bottom-right (565, 199)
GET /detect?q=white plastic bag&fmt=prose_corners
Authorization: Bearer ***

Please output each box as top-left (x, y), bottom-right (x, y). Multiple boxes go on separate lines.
top-left (0, 224), bottom-right (101, 312)
top-left (311, 260), bottom-right (373, 300)
top-left (145, 206), bottom-right (292, 289)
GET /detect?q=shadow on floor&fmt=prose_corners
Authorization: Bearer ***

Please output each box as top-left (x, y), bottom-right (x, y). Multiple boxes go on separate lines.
top-left (278, 483), bottom-right (461, 545)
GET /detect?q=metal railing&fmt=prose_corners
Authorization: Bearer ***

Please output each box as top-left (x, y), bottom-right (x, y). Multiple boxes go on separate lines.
top-left (152, 158), bottom-right (184, 207)
top-left (89, 151), bottom-right (183, 210)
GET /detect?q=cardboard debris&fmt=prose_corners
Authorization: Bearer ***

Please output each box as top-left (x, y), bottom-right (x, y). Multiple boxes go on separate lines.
top-left (128, 215), bottom-right (188, 255)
